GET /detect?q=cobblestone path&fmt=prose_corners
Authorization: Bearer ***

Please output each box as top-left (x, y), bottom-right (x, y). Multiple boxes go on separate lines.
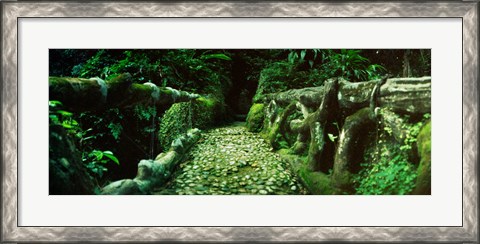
top-left (153, 122), bottom-right (307, 195)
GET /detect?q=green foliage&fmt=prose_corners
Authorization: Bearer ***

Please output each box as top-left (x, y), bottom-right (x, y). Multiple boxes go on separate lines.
top-left (354, 112), bottom-right (431, 195)
top-left (49, 100), bottom-right (121, 180)
top-left (200, 53), bottom-right (232, 61)
top-left (75, 49), bottom-right (232, 97)
top-left (354, 145), bottom-right (417, 195)
top-left (255, 49), bottom-right (387, 100)
top-left (83, 150), bottom-right (120, 178)
top-left (133, 104), bottom-right (157, 121)
top-left (321, 49), bottom-right (386, 81)
top-left (287, 49), bottom-right (386, 81)
top-left (287, 49), bottom-right (325, 69)
top-left (107, 122), bottom-right (122, 140)
top-left (49, 100), bottom-right (82, 137)
top-left (74, 50), bottom-right (119, 79)
top-left (254, 61), bottom-right (324, 100)
top-left (399, 113), bottom-right (431, 151)
top-left (79, 108), bottom-right (124, 144)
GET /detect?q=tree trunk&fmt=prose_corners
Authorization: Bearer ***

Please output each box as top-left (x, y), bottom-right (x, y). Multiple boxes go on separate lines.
top-left (403, 50), bottom-right (412, 77)
top-left (49, 73), bottom-right (200, 112)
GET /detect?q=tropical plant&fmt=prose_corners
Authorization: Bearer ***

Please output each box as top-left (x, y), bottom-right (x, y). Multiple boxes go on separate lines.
top-left (354, 145), bottom-right (417, 195)
top-left (83, 150), bottom-right (120, 178)
top-left (49, 100), bottom-right (82, 137)
top-left (323, 49), bottom-right (386, 81)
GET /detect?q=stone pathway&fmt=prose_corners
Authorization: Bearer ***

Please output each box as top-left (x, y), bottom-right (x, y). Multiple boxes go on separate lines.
top-left (153, 122), bottom-right (307, 195)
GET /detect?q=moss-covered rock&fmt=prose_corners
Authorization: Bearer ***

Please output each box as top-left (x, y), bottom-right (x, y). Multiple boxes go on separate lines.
top-left (280, 150), bottom-right (337, 195)
top-left (246, 103), bottom-right (265, 132)
top-left (297, 164), bottom-right (336, 195)
top-left (158, 97), bottom-right (223, 151)
top-left (413, 120), bottom-right (431, 194)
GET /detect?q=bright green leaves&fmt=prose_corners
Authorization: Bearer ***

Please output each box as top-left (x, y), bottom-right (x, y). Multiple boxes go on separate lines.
top-left (288, 49), bottom-right (320, 66)
top-left (49, 100), bottom-right (62, 107)
top-left (355, 113), bottom-right (431, 195)
top-left (325, 49), bottom-right (386, 81)
top-left (399, 113), bottom-right (431, 151)
top-left (49, 99), bottom-right (121, 179)
top-left (83, 149), bottom-right (120, 178)
top-left (49, 100), bottom-right (82, 136)
top-left (354, 145), bottom-right (417, 195)
top-left (200, 53), bottom-right (232, 61)
top-left (285, 49), bottom-right (387, 84)
top-left (89, 150), bottom-right (120, 165)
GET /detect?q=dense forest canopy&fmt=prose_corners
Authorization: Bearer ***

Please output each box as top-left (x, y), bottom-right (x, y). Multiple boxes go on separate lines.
top-left (49, 49), bottom-right (431, 195)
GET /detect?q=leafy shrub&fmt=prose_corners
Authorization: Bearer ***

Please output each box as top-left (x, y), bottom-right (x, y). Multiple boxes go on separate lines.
top-left (76, 49), bottom-right (232, 96)
top-left (399, 113), bottom-right (431, 151)
top-left (254, 61), bottom-right (324, 100)
top-left (83, 150), bottom-right (120, 178)
top-left (354, 145), bottom-right (417, 195)
top-left (255, 49), bottom-right (387, 101)
top-left (49, 100), bottom-right (121, 181)
top-left (49, 100), bottom-right (81, 137)
top-left (354, 113), bottom-right (430, 195)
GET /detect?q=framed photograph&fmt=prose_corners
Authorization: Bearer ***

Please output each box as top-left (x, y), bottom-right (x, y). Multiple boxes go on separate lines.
top-left (2, 1), bottom-right (478, 242)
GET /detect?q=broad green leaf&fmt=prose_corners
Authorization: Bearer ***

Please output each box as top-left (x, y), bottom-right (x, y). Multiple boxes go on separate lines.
top-left (201, 53), bottom-right (232, 61)
top-left (300, 50), bottom-right (306, 61)
top-left (57, 110), bottom-right (72, 117)
top-left (49, 100), bottom-right (63, 107)
top-left (103, 153), bottom-right (120, 165)
top-left (91, 150), bottom-right (103, 160)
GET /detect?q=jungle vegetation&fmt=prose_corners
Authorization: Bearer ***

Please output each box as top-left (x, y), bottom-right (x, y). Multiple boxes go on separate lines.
top-left (49, 49), bottom-right (431, 195)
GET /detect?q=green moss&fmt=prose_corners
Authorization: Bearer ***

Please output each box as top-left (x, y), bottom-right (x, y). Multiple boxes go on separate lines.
top-left (413, 120), bottom-right (431, 194)
top-left (246, 103), bottom-right (265, 132)
top-left (297, 164), bottom-right (336, 195)
top-left (277, 148), bottom-right (293, 156)
top-left (158, 97), bottom-right (223, 151)
top-left (261, 122), bottom-right (280, 148)
top-left (158, 103), bottom-right (190, 151)
top-left (196, 97), bottom-right (216, 108)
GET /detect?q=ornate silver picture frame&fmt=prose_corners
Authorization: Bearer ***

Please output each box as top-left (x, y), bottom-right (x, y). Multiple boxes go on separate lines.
top-left (2, 1), bottom-right (478, 242)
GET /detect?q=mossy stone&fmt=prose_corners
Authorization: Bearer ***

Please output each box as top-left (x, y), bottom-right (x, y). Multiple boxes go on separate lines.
top-left (297, 164), bottom-right (336, 195)
top-left (246, 103), bottom-right (265, 132)
top-left (413, 120), bottom-right (431, 194)
top-left (158, 97), bottom-right (223, 151)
